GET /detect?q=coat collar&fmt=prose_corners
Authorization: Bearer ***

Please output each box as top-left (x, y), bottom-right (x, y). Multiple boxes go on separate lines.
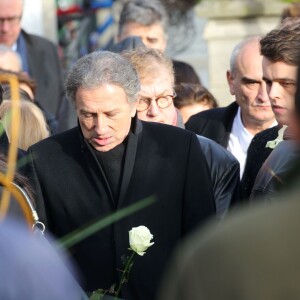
top-left (77, 116), bottom-right (141, 208)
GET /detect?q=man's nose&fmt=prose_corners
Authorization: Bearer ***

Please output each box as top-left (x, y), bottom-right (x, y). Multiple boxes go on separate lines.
top-left (146, 100), bottom-right (160, 116)
top-left (268, 83), bottom-right (281, 102)
top-left (257, 81), bottom-right (270, 103)
top-left (94, 115), bottom-right (108, 134)
top-left (0, 20), bottom-right (11, 32)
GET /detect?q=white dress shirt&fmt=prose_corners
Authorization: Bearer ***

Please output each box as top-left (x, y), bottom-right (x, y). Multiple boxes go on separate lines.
top-left (227, 108), bottom-right (253, 178)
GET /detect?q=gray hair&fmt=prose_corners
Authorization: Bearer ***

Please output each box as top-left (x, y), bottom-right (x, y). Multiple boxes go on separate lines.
top-left (229, 36), bottom-right (261, 74)
top-left (65, 51), bottom-right (140, 104)
top-left (118, 0), bottom-right (169, 36)
top-left (122, 47), bottom-right (174, 86)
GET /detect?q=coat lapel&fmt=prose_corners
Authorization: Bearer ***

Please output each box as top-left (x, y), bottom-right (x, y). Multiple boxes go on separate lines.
top-left (118, 118), bottom-right (141, 207)
top-left (79, 127), bottom-right (115, 206)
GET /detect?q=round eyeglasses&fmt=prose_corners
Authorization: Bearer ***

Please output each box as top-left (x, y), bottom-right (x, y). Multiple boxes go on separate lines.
top-left (137, 92), bottom-right (177, 112)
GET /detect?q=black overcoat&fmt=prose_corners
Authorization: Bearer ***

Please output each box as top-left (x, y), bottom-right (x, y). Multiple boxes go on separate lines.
top-left (22, 30), bottom-right (64, 116)
top-left (185, 101), bottom-right (239, 147)
top-left (27, 118), bottom-right (215, 300)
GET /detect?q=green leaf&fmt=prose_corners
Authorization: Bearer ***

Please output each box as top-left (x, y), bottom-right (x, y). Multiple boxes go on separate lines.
top-left (89, 289), bottom-right (105, 300)
top-left (57, 196), bottom-right (156, 249)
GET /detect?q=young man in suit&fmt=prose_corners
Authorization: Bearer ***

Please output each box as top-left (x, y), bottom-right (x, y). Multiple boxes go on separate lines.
top-left (0, 0), bottom-right (64, 116)
top-left (242, 20), bottom-right (300, 200)
top-left (26, 51), bottom-right (215, 300)
top-left (186, 37), bottom-right (276, 179)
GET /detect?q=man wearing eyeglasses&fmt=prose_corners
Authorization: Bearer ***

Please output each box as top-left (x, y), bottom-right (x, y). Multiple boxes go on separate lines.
top-left (123, 47), bottom-right (241, 219)
top-left (0, 0), bottom-right (64, 118)
top-left (123, 48), bottom-right (181, 127)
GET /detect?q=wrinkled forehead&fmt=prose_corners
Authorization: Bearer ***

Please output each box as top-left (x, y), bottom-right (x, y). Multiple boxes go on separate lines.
top-left (140, 65), bottom-right (173, 87)
top-left (236, 48), bottom-right (263, 78)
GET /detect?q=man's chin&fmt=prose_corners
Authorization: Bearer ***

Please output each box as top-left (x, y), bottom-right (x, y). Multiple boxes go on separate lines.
top-left (90, 141), bottom-right (117, 152)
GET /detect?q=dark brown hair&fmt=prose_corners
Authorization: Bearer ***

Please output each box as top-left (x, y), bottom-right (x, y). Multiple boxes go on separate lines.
top-left (174, 83), bottom-right (218, 109)
top-left (260, 20), bottom-right (300, 65)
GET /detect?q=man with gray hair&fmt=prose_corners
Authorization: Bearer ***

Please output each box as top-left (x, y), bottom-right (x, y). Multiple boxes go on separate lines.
top-left (186, 37), bottom-right (276, 179)
top-left (26, 51), bottom-right (215, 300)
top-left (117, 0), bottom-right (201, 85)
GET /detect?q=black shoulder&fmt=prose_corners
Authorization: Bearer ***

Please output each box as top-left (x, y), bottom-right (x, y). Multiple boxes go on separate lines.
top-left (250, 125), bottom-right (280, 148)
top-left (29, 127), bottom-right (79, 151)
top-left (140, 121), bottom-right (197, 143)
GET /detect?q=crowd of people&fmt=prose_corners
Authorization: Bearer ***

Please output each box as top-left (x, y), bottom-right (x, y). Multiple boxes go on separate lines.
top-left (1, 0), bottom-right (300, 299)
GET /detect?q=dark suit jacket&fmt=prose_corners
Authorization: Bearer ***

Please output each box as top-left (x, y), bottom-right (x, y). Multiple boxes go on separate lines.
top-left (197, 135), bottom-right (240, 218)
top-left (185, 102), bottom-right (239, 147)
top-left (241, 125), bottom-right (280, 200)
top-left (26, 118), bottom-right (215, 300)
top-left (22, 30), bottom-right (64, 116)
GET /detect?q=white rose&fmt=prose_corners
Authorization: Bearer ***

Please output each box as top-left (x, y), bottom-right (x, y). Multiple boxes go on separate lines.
top-left (129, 226), bottom-right (154, 256)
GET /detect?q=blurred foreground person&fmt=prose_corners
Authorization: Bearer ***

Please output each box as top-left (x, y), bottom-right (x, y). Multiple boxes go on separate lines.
top-left (0, 218), bottom-right (83, 300)
top-left (26, 51), bottom-right (215, 300)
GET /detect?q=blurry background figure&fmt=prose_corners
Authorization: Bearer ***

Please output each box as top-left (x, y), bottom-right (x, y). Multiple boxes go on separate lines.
top-left (0, 218), bottom-right (83, 300)
top-left (174, 83), bottom-right (218, 124)
top-left (0, 0), bottom-right (64, 118)
top-left (107, 35), bottom-right (145, 53)
top-left (281, 2), bottom-right (300, 21)
top-left (0, 82), bottom-right (26, 163)
top-left (117, 0), bottom-right (201, 86)
top-left (0, 68), bottom-right (58, 134)
top-left (0, 100), bottom-right (49, 151)
top-left (0, 68), bottom-right (36, 100)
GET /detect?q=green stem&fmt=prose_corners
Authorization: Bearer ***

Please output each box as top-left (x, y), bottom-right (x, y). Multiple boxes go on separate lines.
top-left (115, 251), bottom-right (135, 299)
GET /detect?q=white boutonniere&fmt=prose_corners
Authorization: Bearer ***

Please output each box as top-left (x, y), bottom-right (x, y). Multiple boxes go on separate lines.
top-left (265, 125), bottom-right (288, 149)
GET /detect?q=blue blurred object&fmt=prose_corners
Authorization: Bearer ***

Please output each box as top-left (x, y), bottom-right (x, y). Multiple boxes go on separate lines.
top-left (0, 218), bottom-right (87, 299)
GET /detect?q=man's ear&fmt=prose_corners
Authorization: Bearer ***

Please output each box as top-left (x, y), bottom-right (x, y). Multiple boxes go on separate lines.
top-left (226, 70), bottom-right (235, 96)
